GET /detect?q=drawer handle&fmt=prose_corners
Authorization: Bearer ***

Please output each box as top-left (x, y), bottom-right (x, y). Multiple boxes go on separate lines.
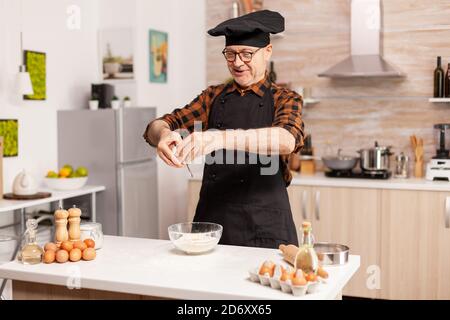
top-left (302, 190), bottom-right (307, 220)
top-left (315, 190), bottom-right (320, 221)
top-left (446, 196), bottom-right (450, 229)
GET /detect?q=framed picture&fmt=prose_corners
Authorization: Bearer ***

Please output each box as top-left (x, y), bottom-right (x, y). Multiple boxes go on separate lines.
top-left (149, 30), bottom-right (168, 83)
top-left (0, 119), bottom-right (19, 157)
top-left (24, 50), bottom-right (46, 100)
top-left (99, 28), bottom-right (134, 80)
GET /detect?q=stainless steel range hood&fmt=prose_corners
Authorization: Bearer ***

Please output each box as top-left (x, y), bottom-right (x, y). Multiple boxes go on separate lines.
top-left (318, 0), bottom-right (405, 78)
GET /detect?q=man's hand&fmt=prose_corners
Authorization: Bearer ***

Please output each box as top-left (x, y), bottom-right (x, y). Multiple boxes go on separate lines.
top-left (176, 130), bottom-right (224, 164)
top-left (156, 128), bottom-right (184, 167)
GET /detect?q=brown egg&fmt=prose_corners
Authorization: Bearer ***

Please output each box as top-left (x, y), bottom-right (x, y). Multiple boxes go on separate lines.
top-left (82, 247), bottom-right (96, 261)
top-left (280, 266), bottom-right (295, 282)
top-left (56, 250), bottom-right (69, 263)
top-left (60, 241), bottom-right (73, 252)
top-left (317, 266), bottom-right (329, 279)
top-left (84, 239), bottom-right (95, 249)
top-left (280, 272), bottom-right (294, 282)
top-left (73, 241), bottom-right (87, 251)
top-left (258, 266), bottom-right (272, 276)
top-left (292, 276), bottom-right (307, 286)
top-left (44, 242), bottom-right (58, 252)
top-left (43, 250), bottom-right (55, 264)
top-left (305, 272), bottom-right (318, 282)
top-left (69, 248), bottom-right (82, 262)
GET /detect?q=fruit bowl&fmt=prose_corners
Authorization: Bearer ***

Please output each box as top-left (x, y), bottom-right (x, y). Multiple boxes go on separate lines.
top-left (43, 177), bottom-right (88, 191)
top-left (168, 222), bottom-right (223, 254)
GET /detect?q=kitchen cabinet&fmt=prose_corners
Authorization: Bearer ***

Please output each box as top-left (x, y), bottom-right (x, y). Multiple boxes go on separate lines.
top-left (187, 178), bottom-right (450, 299)
top-left (289, 185), bottom-right (381, 299)
top-left (380, 190), bottom-right (450, 299)
top-left (287, 185), bottom-right (312, 242)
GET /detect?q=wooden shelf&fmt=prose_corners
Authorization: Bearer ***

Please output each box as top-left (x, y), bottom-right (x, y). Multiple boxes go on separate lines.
top-left (304, 98), bottom-right (320, 106)
top-left (429, 98), bottom-right (450, 103)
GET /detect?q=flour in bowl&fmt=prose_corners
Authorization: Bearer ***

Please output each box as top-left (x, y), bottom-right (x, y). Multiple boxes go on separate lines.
top-left (173, 233), bottom-right (219, 254)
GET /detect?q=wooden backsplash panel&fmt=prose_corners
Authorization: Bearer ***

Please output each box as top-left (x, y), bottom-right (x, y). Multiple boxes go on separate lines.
top-left (206, 0), bottom-right (450, 161)
top-left (304, 99), bottom-right (450, 163)
top-left (382, 0), bottom-right (450, 31)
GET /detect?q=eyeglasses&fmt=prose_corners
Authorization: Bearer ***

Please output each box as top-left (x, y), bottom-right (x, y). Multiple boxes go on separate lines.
top-left (222, 48), bottom-right (262, 63)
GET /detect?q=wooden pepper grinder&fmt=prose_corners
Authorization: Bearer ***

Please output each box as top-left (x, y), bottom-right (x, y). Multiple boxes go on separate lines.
top-left (54, 207), bottom-right (69, 245)
top-left (68, 205), bottom-right (82, 242)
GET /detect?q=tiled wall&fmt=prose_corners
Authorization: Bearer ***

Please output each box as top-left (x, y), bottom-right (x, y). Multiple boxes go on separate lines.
top-left (206, 0), bottom-right (450, 164)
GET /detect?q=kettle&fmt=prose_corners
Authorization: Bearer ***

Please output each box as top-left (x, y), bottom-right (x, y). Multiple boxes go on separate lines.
top-left (12, 170), bottom-right (38, 196)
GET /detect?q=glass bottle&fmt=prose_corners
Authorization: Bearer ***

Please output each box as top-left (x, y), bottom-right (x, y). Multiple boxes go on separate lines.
top-left (295, 221), bottom-right (319, 274)
top-left (445, 63), bottom-right (450, 98)
top-left (434, 56), bottom-right (445, 98)
top-left (268, 61), bottom-right (277, 83)
top-left (18, 219), bottom-right (43, 265)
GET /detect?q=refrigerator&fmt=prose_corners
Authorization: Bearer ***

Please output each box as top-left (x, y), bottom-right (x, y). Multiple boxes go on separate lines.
top-left (57, 108), bottom-right (158, 238)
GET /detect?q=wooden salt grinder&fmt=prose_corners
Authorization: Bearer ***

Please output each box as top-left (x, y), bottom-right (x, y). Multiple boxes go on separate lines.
top-left (54, 208), bottom-right (69, 245)
top-left (68, 205), bottom-right (82, 242)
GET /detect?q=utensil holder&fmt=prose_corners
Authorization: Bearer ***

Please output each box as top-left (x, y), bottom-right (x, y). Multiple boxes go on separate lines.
top-left (414, 160), bottom-right (424, 178)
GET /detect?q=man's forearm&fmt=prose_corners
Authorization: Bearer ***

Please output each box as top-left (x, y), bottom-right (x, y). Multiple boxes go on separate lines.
top-left (145, 120), bottom-right (171, 147)
top-left (219, 127), bottom-right (295, 155)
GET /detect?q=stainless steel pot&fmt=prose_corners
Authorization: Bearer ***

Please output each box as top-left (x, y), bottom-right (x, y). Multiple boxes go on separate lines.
top-left (322, 149), bottom-right (359, 171)
top-left (358, 141), bottom-right (393, 171)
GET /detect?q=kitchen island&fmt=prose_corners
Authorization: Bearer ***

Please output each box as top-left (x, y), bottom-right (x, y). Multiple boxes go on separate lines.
top-left (0, 236), bottom-right (359, 300)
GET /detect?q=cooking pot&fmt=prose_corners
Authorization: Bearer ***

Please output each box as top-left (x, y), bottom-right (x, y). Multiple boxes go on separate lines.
top-left (322, 149), bottom-right (359, 171)
top-left (358, 141), bottom-right (393, 171)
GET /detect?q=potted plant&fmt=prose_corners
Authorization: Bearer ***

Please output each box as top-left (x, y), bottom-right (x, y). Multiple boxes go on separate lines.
top-left (123, 96), bottom-right (131, 108)
top-left (89, 95), bottom-right (99, 110)
top-left (103, 44), bottom-right (123, 78)
top-left (111, 95), bottom-right (121, 109)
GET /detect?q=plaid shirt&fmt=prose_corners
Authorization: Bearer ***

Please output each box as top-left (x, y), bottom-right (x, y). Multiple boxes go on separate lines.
top-left (143, 76), bottom-right (305, 186)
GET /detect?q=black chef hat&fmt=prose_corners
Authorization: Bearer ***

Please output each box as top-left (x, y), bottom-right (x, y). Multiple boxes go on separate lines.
top-left (208, 10), bottom-right (284, 48)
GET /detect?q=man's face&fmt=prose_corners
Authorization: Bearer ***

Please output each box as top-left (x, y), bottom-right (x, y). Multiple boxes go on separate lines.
top-left (225, 44), bottom-right (272, 87)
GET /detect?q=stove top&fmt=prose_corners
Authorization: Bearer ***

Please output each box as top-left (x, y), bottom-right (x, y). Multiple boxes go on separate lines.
top-left (325, 169), bottom-right (392, 180)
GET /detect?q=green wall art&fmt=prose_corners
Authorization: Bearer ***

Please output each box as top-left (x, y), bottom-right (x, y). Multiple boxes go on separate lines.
top-left (24, 50), bottom-right (46, 100)
top-left (149, 30), bottom-right (168, 83)
top-left (0, 119), bottom-right (19, 157)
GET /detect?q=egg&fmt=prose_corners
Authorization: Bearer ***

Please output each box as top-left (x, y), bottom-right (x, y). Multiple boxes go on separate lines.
top-left (279, 266), bottom-right (295, 282)
top-left (262, 260), bottom-right (275, 269)
top-left (69, 248), bottom-right (82, 262)
top-left (56, 250), bottom-right (69, 263)
top-left (60, 241), bottom-right (73, 252)
top-left (305, 272), bottom-right (318, 282)
top-left (258, 266), bottom-right (272, 276)
top-left (280, 272), bottom-right (294, 282)
top-left (84, 239), bottom-right (95, 249)
top-left (82, 247), bottom-right (96, 261)
top-left (317, 266), bottom-right (329, 279)
top-left (73, 241), bottom-right (87, 251)
top-left (44, 242), bottom-right (58, 252)
top-left (43, 250), bottom-right (55, 264)
top-left (292, 276), bottom-right (307, 286)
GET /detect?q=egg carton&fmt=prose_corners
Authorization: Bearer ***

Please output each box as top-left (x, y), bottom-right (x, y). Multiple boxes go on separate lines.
top-left (248, 266), bottom-right (323, 297)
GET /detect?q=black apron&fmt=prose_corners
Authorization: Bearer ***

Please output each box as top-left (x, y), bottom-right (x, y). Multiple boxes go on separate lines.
top-left (193, 84), bottom-right (298, 249)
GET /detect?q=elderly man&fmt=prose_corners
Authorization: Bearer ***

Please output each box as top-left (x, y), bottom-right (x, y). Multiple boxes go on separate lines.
top-left (143, 10), bottom-right (304, 249)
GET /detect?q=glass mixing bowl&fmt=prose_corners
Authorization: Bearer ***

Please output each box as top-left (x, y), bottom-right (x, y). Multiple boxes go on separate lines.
top-left (168, 222), bottom-right (223, 254)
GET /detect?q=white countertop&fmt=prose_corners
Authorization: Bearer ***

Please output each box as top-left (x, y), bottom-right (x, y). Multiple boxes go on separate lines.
top-left (190, 172), bottom-right (450, 192)
top-left (0, 236), bottom-right (360, 300)
top-left (0, 185), bottom-right (106, 213)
